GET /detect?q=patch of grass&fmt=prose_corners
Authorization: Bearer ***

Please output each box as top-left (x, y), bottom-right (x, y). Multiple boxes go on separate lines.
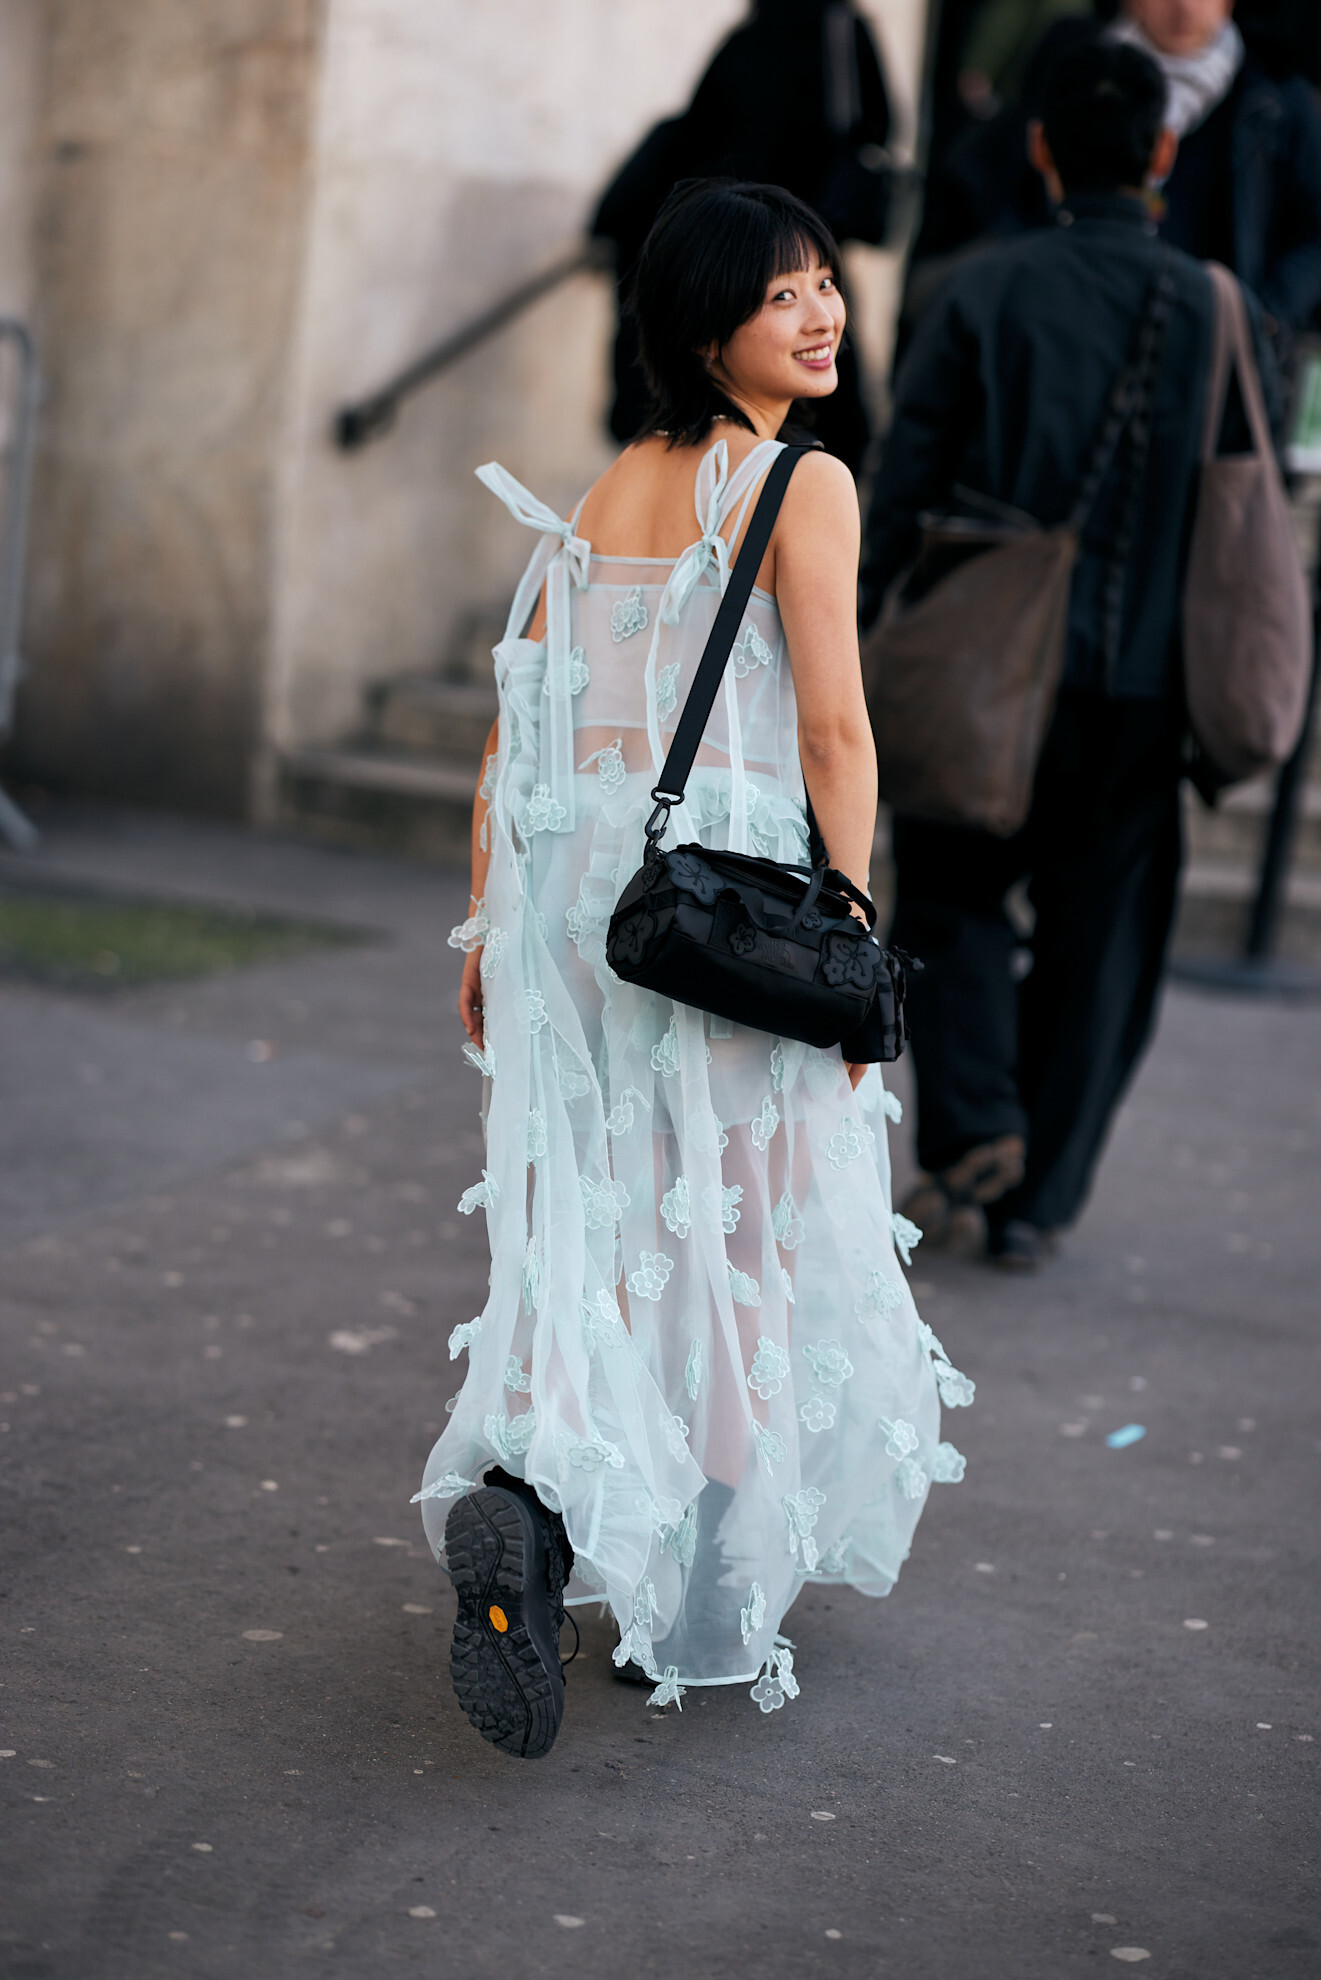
top-left (0, 884), bottom-right (364, 989)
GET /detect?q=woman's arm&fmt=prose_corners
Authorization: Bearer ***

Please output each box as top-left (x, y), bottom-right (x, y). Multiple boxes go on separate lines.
top-left (773, 451), bottom-right (877, 1088)
top-left (774, 450), bottom-right (877, 903)
top-left (458, 717), bottom-right (499, 1052)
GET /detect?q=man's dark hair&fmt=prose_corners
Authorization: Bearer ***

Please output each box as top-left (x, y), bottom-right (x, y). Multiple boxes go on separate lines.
top-left (1040, 40), bottom-right (1167, 194)
top-left (628, 179), bottom-right (845, 449)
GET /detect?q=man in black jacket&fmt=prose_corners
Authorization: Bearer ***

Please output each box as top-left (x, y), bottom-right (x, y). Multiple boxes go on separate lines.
top-left (860, 39), bottom-right (1253, 1269)
top-left (911, 1), bottom-right (1321, 354)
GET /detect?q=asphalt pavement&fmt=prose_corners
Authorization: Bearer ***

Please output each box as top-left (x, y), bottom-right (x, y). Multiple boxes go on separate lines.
top-left (1, 805), bottom-right (1318, 1980)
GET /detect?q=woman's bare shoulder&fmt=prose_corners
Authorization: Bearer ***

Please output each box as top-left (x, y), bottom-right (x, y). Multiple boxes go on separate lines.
top-left (782, 448), bottom-right (858, 518)
top-left (775, 449), bottom-right (859, 553)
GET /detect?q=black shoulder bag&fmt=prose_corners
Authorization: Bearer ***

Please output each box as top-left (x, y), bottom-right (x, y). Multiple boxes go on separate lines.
top-left (606, 445), bottom-right (914, 1062)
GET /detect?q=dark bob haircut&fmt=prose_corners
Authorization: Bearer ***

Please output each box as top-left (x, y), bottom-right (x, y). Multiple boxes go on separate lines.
top-left (627, 180), bottom-right (845, 449)
top-left (1041, 39), bottom-right (1167, 195)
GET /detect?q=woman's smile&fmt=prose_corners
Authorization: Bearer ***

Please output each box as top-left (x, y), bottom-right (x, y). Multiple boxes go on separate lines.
top-left (793, 340), bottom-right (835, 370)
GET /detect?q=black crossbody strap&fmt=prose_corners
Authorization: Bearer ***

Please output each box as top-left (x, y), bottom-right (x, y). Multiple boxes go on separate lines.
top-left (649, 445), bottom-right (809, 816)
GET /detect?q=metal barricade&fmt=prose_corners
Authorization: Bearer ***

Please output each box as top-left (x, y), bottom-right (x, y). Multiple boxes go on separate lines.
top-left (0, 317), bottom-right (41, 850)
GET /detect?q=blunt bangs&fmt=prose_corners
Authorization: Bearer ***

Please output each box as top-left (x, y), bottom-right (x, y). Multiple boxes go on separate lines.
top-left (628, 180), bottom-right (846, 448)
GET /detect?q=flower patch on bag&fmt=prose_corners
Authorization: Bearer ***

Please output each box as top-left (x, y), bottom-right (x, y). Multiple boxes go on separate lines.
top-left (668, 850), bottom-right (720, 903)
top-left (820, 930), bottom-right (879, 992)
top-left (610, 907), bottom-right (660, 969)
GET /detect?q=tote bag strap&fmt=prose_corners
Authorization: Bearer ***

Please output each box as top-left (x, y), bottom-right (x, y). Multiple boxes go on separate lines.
top-left (645, 444), bottom-right (813, 844)
top-left (1199, 261), bottom-right (1275, 465)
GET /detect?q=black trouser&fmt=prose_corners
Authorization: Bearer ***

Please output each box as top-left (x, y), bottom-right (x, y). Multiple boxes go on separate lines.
top-left (890, 690), bottom-right (1184, 1233)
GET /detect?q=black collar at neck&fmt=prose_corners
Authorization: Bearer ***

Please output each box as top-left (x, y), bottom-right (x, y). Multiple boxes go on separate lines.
top-left (1057, 189), bottom-right (1157, 232)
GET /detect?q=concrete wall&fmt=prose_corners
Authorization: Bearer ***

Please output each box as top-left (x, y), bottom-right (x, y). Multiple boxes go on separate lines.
top-left (260, 0), bottom-right (749, 778)
top-left (6, 0), bottom-right (931, 816)
top-left (13, 1), bottom-right (325, 812)
top-left (263, 0), bottom-right (929, 778)
top-left (0, 0), bottom-right (41, 319)
top-left (0, 0), bottom-right (42, 720)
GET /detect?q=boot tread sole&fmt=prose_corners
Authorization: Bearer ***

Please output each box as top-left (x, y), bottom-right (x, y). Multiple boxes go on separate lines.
top-left (445, 1489), bottom-right (563, 1759)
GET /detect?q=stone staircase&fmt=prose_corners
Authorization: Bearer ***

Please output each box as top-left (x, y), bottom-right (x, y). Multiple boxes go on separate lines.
top-left (278, 612), bottom-right (1321, 965)
top-left (277, 617), bottom-right (502, 861)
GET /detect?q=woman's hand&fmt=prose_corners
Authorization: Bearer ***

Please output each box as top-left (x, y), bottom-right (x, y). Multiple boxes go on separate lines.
top-left (845, 1060), bottom-right (866, 1091)
top-left (459, 948), bottom-right (484, 1051)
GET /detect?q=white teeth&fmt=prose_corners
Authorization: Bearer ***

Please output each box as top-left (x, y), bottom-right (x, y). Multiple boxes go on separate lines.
top-left (795, 345), bottom-right (831, 360)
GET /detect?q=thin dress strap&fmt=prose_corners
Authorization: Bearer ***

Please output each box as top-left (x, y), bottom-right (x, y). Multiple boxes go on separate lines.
top-left (642, 435), bottom-right (786, 812)
top-left (720, 438), bottom-right (787, 555)
top-left (712, 440), bottom-right (784, 857)
top-left (475, 461), bottom-right (592, 833)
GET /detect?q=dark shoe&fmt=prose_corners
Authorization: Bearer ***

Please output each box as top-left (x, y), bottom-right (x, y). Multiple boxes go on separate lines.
top-left (611, 1655), bottom-right (653, 1686)
top-left (899, 1182), bottom-right (985, 1256)
top-left (986, 1218), bottom-right (1058, 1273)
top-left (941, 1135), bottom-right (1026, 1206)
top-left (445, 1483), bottom-right (568, 1759)
top-left (901, 1137), bottom-right (1026, 1249)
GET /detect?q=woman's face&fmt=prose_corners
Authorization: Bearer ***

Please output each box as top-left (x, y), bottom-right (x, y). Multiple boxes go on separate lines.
top-left (711, 258), bottom-right (846, 411)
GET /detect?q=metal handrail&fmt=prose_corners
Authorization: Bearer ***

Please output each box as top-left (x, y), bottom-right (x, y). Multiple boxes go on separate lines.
top-left (0, 318), bottom-right (41, 850)
top-left (334, 240), bottom-right (610, 451)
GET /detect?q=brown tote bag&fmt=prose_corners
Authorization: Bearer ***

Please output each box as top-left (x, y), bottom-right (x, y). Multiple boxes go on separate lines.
top-left (1182, 263), bottom-right (1311, 783)
top-left (861, 516), bottom-right (1079, 837)
top-left (862, 267), bottom-right (1174, 837)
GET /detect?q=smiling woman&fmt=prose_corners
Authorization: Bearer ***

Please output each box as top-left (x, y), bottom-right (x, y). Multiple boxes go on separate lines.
top-left (419, 180), bottom-right (969, 1764)
top-left (627, 180), bottom-right (850, 448)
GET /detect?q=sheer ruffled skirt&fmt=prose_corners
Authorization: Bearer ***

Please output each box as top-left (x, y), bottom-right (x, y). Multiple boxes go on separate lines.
top-left (418, 751), bottom-right (971, 1708)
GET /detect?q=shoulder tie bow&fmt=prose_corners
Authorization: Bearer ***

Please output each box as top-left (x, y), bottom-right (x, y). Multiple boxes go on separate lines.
top-left (659, 439), bottom-right (732, 627)
top-left (477, 461), bottom-right (591, 834)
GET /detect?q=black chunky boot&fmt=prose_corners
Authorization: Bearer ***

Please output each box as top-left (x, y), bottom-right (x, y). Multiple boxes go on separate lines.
top-left (444, 1471), bottom-right (572, 1759)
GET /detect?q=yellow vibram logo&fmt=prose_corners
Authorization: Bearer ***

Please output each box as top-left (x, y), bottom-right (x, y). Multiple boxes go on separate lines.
top-left (488, 1605), bottom-right (509, 1633)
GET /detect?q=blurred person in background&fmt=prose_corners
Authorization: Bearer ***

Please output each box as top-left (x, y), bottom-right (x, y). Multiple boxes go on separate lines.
top-left (1111, 0), bottom-right (1321, 356)
top-left (956, 0), bottom-right (1097, 118)
top-left (909, 0), bottom-right (1116, 285)
top-left (1236, 1), bottom-right (1321, 89)
top-left (591, 0), bottom-right (894, 476)
top-left (859, 40), bottom-right (1274, 1270)
top-left (910, 0), bottom-right (1321, 359)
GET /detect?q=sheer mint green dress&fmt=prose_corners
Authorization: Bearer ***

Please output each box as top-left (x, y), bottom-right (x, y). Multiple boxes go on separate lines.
top-left (417, 438), bottom-right (972, 1712)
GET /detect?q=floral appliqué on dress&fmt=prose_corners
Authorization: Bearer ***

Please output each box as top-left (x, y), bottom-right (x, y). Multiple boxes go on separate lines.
top-left (730, 623), bottom-right (773, 677)
top-left (610, 586), bottom-right (649, 642)
top-left (747, 1336), bottom-right (789, 1398)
